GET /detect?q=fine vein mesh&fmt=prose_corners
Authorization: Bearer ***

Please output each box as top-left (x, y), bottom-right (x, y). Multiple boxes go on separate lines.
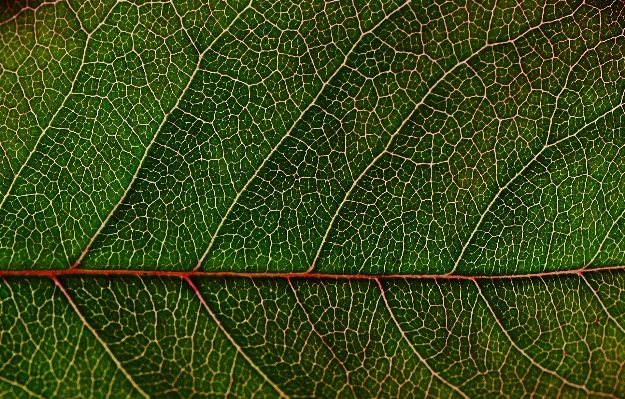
top-left (0, 1), bottom-right (87, 202)
top-left (0, 277), bottom-right (138, 398)
top-left (60, 275), bottom-right (275, 398)
top-left (1, 0), bottom-right (625, 397)
top-left (0, 0), bottom-right (624, 275)
top-left (4, 273), bottom-right (624, 397)
top-left (0, 0), bottom-right (200, 269)
top-left (81, 0), bottom-right (402, 271)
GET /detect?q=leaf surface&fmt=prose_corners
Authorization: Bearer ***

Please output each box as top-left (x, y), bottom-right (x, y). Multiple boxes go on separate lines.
top-left (1, 0), bottom-right (625, 397)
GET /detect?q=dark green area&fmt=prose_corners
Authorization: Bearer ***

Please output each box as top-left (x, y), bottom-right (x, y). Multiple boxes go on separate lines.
top-left (2, 274), bottom-right (625, 397)
top-left (1, 0), bottom-right (625, 396)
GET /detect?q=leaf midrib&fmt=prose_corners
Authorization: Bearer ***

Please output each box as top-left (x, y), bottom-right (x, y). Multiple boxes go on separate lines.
top-left (3, 264), bottom-right (625, 280)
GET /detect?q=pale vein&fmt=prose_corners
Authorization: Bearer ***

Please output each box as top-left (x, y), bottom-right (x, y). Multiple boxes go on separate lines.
top-left (375, 278), bottom-right (471, 399)
top-left (72, 2), bottom-right (254, 268)
top-left (52, 277), bottom-right (150, 399)
top-left (184, 276), bottom-right (290, 399)
top-left (0, 2), bottom-right (118, 210)
top-left (194, 0), bottom-right (414, 270)
top-left (473, 279), bottom-right (614, 397)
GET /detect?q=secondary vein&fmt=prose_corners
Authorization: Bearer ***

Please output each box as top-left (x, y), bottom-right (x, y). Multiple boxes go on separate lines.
top-left (183, 276), bottom-right (290, 399)
top-left (71, 2), bottom-right (253, 269)
top-left (473, 279), bottom-right (614, 397)
top-left (193, 0), bottom-right (414, 271)
top-left (376, 278), bottom-right (471, 399)
top-left (52, 276), bottom-right (150, 399)
top-left (0, 2), bottom-right (118, 211)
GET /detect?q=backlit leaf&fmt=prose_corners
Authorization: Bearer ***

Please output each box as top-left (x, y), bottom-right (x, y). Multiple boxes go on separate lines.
top-left (1, 0), bottom-right (625, 397)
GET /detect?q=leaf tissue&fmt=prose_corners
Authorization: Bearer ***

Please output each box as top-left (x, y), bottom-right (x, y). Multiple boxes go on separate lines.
top-left (1, 0), bottom-right (625, 397)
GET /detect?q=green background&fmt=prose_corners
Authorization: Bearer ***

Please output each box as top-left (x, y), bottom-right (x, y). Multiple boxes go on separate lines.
top-left (1, 0), bottom-right (625, 396)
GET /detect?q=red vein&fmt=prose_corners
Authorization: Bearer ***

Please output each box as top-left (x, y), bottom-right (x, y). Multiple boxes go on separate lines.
top-left (1, 264), bottom-right (624, 279)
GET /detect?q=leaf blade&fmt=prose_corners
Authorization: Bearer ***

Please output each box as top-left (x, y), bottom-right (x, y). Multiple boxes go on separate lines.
top-left (2, 0), bottom-right (625, 396)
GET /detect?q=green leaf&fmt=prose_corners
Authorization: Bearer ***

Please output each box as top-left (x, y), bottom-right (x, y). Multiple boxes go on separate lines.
top-left (1, 0), bottom-right (625, 397)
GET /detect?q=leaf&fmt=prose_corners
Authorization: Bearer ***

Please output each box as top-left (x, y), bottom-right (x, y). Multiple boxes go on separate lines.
top-left (1, 0), bottom-right (625, 397)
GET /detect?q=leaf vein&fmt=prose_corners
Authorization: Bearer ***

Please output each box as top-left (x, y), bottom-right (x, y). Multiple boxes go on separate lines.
top-left (184, 276), bottom-right (290, 399)
top-left (287, 279), bottom-right (357, 398)
top-left (71, 2), bottom-right (254, 269)
top-left (0, 375), bottom-right (47, 399)
top-left (451, 30), bottom-right (625, 274)
top-left (376, 279), bottom-right (471, 399)
top-left (52, 277), bottom-right (150, 399)
top-left (580, 274), bottom-right (625, 335)
top-left (305, 6), bottom-right (586, 273)
top-left (0, 2), bottom-right (119, 211)
top-left (473, 279), bottom-right (613, 397)
top-left (194, 0), bottom-right (413, 270)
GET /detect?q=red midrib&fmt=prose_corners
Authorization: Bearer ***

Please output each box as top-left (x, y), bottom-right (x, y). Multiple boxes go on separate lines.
top-left (0, 265), bottom-right (623, 280)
